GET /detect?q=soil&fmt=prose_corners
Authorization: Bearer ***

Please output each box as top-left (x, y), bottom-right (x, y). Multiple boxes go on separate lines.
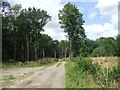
top-left (1, 61), bottom-right (65, 88)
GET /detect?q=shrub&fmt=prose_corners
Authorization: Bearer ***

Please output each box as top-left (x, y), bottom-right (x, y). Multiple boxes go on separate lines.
top-left (75, 57), bottom-right (100, 76)
top-left (109, 66), bottom-right (120, 81)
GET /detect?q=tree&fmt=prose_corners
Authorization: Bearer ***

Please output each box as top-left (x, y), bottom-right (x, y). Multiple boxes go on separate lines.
top-left (0, 0), bottom-right (11, 13)
top-left (85, 38), bottom-right (98, 56)
top-left (16, 7), bottom-right (51, 61)
top-left (59, 40), bottom-right (69, 58)
top-left (58, 2), bottom-right (86, 58)
top-left (39, 34), bottom-right (54, 58)
top-left (1, 0), bottom-right (11, 62)
top-left (2, 4), bottom-right (52, 62)
top-left (11, 4), bottom-right (22, 61)
top-left (115, 35), bottom-right (120, 56)
top-left (91, 47), bottom-right (106, 57)
top-left (91, 37), bottom-right (116, 57)
top-left (53, 40), bottom-right (59, 58)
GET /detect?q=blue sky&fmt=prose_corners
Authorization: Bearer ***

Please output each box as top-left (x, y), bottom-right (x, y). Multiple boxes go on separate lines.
top-left (68, 2), bottom-right (110, 24)
top-left (8, 0), bottom-right (118, 41)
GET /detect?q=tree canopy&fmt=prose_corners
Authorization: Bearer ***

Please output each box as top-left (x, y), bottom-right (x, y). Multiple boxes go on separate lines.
top-left (58, 2), bottom-right (86, 58)
top-left (2, 2), bottom-right (119, 63)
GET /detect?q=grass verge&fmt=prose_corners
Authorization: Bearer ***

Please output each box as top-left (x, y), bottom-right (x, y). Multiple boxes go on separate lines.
top-left (65, 57), bottom-right (119, 88)
top-left (65, 60), bottom-right (98, 88)
top-left (2, 58), bottom-right (57, 68)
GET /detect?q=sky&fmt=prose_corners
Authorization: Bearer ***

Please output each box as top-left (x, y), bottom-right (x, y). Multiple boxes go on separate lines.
top-left (7, 0), bottom-right (119, 41)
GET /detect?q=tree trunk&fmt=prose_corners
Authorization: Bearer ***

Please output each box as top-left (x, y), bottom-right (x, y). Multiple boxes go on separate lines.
top-left (27, 42), bottom-right (29, 61)
top-left (61, 47), bottom-right (63, 58)
top-left (69, 40), bottom-right (71, 58)
top-left (42, 48), bottom-right (45, 58)
top-left (54, 50), bottom-right (56, 58)
top-left (65, 48), bottom-right (67, 58)
top-left (22, 45), bottom-right (24, 61)
top-left (0, 15), bottom-right (2, 62)
top-left (69, 38), bottom-right (73, 59)
top-left (14, 28), bottom-right (16, 61)
top-left (34, 41), bottom-right (37, 60)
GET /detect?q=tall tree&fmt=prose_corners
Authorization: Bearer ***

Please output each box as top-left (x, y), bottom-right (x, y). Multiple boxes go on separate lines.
top-left (59, 40), bottom-right (69, 58)
top-left (2, 4), bottom-right (52, 62)
top-left (115, 35), bottom-right (120, 56)
top-left (58, 2), bottom-right (86, 58)
top-left (11, 4), bottom-right (22, 61)
top-left (53, 40), bottom-right (59, 58)
top-left (91, 37), bottom-right (116, 57)
top-left (17, 7), bottom-right (51, 61)
top-left (1, 0), bottom-right (11, 62)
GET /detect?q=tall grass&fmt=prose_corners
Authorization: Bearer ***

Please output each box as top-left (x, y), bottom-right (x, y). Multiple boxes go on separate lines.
top-left (65, 59), bottom-right (99, 88)
top-left (65, 57), bottom-right (119, 88)
top-left (2, 58), bottom-right (57, 68)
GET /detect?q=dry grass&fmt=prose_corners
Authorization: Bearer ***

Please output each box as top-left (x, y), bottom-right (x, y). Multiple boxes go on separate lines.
top-left (91, 57), bottom-right (118, 69)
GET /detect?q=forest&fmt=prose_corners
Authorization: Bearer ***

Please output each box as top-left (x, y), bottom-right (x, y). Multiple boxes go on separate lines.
top-left (1, 2), bottom-right (120, 63)
top-left (1, 1), bottom-right (120, 88)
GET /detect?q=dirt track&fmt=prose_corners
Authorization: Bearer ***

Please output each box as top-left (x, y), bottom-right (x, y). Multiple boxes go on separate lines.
top-left (12, 61), bottom-right (65, 88)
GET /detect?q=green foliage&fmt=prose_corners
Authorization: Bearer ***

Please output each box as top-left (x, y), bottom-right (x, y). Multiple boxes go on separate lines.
top-left (109, 66), bottom-right (120, 81)
top-left (58, 2), bottom-right (86, 57)
top-left (115, 35), bottom-right (120, 56)
top-left (65, 57), bottom-right (118, 88)
top-left (85, 38), bottom-right (98, 56)
top-left (2, 4), bottom-right (62, 62)
top-left (65, 60), bottom-right (98, 88)
top-left (74, 57), bottom-right (100, 76)
top-left (91, 47), bottom-right (106, 57)
top-left (92, 37), bottom-right (116, 56)
top-left (59, 40), bottom-right (69, 58)
top-left (2, 58), bottom-right (57, 68)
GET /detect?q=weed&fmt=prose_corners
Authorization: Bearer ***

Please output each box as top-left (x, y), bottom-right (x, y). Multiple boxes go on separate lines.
top-left (65, 57), bottom-right (119, 88)
top-left (2, 58), bottom-right (57, 68)
top-left (2, 75), bottom-right (15, 88)
top-left (56, 62), bottom-right (62, 67)
top-left (65, 60), bottom-right (98, 88)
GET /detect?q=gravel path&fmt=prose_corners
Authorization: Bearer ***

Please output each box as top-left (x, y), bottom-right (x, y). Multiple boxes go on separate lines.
top-left (11, 61), bottom-right (65, 88)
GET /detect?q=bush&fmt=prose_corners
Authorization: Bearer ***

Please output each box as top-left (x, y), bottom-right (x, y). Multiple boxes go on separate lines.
top-left (65, 59), bottom-right (99, 88)
top-left (75, 57), bottom-right (100, 76)
top-left (39, 58), bottom-right (56, 65)
top-left (91, 47), bottom-right (107, 57)
top-left (109, 66), bottom-right (120, 81)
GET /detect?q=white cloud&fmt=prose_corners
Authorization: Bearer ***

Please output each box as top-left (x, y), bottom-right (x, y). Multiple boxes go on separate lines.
top-left (111, 14), bottom-right (118, 30)
top-left (88, 12), bottom-right (97, 19)
top-left (84, 24), bottom-right (104, 33)
top-left (84, 0), bottom-right (119, 40)
top-left (7, 0), bottom-right (119, 41)
top-left (85, 0), bottom-right (118, 40)
top-left (84, 22), bottom-right (118, 40)
top-left (95, 0), bottom-right (118, 16)
top-left (8, 0), bottom-right (65, 41)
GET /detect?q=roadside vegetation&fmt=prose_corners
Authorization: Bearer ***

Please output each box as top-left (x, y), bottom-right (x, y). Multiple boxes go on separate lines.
top-left (2, 72), bottom-right (33, 88)
top-left (2, 58), bottom-right (58, 68)
top-left (65, 57), bottom-right (119, 88)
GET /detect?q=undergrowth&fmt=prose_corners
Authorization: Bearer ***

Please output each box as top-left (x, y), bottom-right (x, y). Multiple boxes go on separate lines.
top-left (65, 57), bottom-right (119, 88)
top-left (2, 58), bottom-right (57, 68)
